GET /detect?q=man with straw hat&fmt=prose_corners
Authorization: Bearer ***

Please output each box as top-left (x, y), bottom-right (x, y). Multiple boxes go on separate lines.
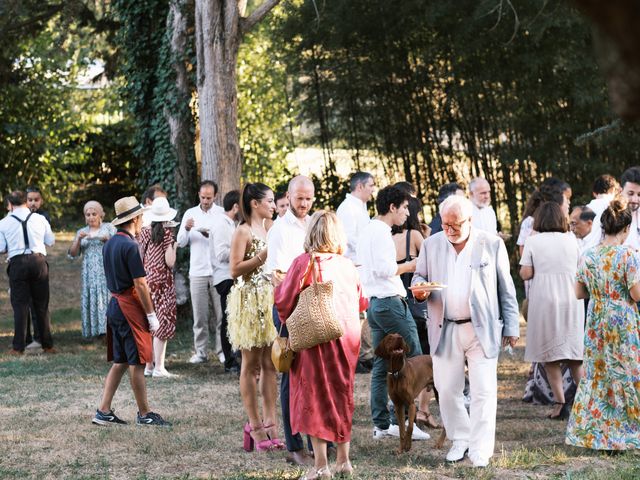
top-left (92, 196), bottom-right (170, 427)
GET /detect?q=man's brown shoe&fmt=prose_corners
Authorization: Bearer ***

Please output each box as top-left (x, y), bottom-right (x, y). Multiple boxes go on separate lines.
top-left (7, 349), bottom-right (23, 356)
top-left (43, 347), bottom-right (58, 354)
top-left (286, 449), bottom-right (314, 466)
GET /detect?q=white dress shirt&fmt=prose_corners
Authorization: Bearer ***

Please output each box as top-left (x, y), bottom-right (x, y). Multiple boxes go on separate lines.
top-left (471, 204), bottom-right (498, 236)
top-left (625, 210), bottom-right (640, 250)
top-left (356, 219), bottom-right (405, 298)
top-left (209, 212), bottom-right (235, 285)
top-left (582, 196), bottom-right (613, 250)
top-left (0, 206), bottom-right (55, 258)
top-left (444, 232), bottom-right (475, 320)
top-left (265, 209), bottom-right (309, 273)
top-left (177, 204), bottom-right (223, 277)
top-left (336, 193), bottom-right (370, 263)
top-left (516, 216), bottom-right (534, 246)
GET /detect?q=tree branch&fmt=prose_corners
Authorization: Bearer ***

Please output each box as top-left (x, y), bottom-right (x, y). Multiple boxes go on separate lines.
top-left (239, 0), bottom-right (281, 36)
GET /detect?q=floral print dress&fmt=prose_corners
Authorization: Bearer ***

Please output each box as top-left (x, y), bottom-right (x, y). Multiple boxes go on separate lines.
top-left (70, 223), bottom-right (116, 337)
top-left (566, 245), bottom-right (640, 450)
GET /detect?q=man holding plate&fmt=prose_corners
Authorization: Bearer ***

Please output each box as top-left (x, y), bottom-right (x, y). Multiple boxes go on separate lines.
top-left (411, 195), bottom-right (519, 468)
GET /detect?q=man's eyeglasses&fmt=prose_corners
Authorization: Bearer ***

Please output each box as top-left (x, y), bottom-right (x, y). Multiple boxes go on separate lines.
top-left (442, 218), bottom-right (470, 232)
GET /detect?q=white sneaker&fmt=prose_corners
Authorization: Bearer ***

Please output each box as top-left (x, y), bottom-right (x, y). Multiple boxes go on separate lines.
top-left (446, 441), bottom-right (469, 462)
top-left (144, 368), bottom-right (153, 377)
top-left (25, 341), bottom-right (42, 350)
top-left (373, 423), bottom-right (430, 440)
top-left (188, 354), bottom-right (207, 364)
top-left (468, 452), bottom-right (489, 468)
top-left (152, 369), bottom-right (178, 378)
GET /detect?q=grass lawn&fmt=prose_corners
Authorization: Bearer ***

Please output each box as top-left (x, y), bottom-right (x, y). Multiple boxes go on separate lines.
top-left (0, 233), bottom-right (638, 479)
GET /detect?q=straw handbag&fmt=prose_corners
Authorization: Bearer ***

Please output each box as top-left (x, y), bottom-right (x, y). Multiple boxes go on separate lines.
top-left (287, 255), bottom-right (343, 352)
top-left (271, 324), bottom-right (294, 372)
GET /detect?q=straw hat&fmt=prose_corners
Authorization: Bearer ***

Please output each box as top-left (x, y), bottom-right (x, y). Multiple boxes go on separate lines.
top-left (111, 196), bottom-right (147, 226)
top-left (146, 197), bottom-right (177, 223)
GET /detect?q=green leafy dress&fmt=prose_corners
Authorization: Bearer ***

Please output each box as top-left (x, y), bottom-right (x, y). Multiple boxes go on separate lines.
top-left (566, 245), bottom-right (640, 450)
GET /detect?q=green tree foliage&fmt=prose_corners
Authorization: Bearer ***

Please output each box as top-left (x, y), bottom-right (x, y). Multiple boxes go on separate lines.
top-left (237, 8), bottom-right (294, 188)
top-left (278, 0), bottom-right (640, 230)
top-left (0, 1), bottom-right (135, 221)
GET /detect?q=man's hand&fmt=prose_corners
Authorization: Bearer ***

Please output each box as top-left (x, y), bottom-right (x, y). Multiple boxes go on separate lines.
top-left (502, 336), bottom-right (518, 348)
top-left (185, 218), bottom-right (194, 231)
top-left (147, 312), bottom-right (160, 333)
top-left (413, 289), bottom-right (431, 301)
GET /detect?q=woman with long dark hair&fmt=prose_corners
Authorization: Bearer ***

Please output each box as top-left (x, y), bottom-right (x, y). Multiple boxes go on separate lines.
top-left (137, 197), bottom-right (178, 377)
top-left (227, 183), bottom-right (282, 452)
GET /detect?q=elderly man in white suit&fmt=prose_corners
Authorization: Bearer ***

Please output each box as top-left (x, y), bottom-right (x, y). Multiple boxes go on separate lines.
top-left (412, 195), bottom-right (519, 468)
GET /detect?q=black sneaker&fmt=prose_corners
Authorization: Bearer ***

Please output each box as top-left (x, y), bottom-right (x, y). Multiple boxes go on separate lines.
top-left (136, 411), bottom-right (171, 427)
top-left (92, 409), bottom-right (128, 426)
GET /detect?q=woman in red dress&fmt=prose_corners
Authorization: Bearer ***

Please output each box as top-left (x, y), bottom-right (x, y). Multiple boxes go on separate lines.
top-left (275, 210), bottom-right (368, 479)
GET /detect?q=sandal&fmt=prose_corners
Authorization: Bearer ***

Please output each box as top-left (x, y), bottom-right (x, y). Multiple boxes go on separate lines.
top-left (334, 461), bottom-right (353, 478)
top-left (416, 410), bottom-right (441, 429)
top-left (262, 422), bottom-right (285, 450)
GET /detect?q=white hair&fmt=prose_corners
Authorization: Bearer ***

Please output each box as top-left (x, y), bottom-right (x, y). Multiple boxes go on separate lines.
top-left (469, 177), bottom-right (489, 193)
top-left (439, 194), bottom-right (473, 218)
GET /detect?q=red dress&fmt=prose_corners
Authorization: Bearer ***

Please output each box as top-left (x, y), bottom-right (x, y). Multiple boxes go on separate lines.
top-left (275, 252), bottom-right (368, 443)
top-left (138, 227), bottom-right (176, 341)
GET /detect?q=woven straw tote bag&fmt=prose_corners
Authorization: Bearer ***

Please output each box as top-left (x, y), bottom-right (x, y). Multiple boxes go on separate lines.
top-left (287, 255), bottom-right (344, 352)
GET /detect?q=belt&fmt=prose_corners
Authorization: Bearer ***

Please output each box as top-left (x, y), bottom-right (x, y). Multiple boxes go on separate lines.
top-left (444, 317), bottom-right (471, 325)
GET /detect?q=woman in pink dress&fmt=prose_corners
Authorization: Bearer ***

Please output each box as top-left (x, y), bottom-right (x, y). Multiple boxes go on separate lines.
top-left (275, 210), bottom-right (368, 480)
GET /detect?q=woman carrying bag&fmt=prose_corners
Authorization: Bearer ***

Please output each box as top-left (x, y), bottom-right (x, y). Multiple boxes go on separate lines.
top-left (275, 210), bottom-right (368, 480)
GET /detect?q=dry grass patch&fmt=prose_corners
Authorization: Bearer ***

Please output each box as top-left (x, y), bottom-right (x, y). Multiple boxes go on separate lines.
top-left (0, 234), bottom-right (638, 479)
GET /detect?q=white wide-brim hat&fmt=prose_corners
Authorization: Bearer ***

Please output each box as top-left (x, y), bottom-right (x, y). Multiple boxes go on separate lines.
top-left (112, 196), bottom-right (147, 226)
top-left (145, 196), bottom-right (177, 223)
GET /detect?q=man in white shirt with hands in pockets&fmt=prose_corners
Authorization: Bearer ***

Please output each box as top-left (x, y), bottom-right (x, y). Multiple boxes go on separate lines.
top-left (177, 180), bottom-right (224, 364)
top-left (411, 194), bottom-right (519, 467)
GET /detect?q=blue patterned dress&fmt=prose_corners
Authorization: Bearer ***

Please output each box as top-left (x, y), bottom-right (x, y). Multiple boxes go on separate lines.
top-left (566, 245), bottom-right (640, 450)
top-left (70, 223), bottom-right (116, 337)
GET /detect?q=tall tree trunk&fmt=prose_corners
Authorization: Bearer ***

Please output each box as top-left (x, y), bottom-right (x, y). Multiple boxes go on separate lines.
top-left (195, 0), bottom-right (281, 197)
top-left (166, 0), bottom-right (197, 213)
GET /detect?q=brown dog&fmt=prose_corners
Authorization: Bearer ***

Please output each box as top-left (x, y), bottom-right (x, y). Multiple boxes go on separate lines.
top-left (374, 333), bottom-right (446, 453)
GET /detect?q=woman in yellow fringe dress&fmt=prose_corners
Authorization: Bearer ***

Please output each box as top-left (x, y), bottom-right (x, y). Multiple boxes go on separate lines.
top-left (228, 182), bottom-right (282, 452)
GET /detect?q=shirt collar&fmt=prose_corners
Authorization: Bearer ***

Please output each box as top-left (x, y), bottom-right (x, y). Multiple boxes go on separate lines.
top-left (284, 208), bottom-right (308, 227)
top-left (346, 193), bottom-right (366, 209)
top-left (446, 226), bottom-right (476, 256)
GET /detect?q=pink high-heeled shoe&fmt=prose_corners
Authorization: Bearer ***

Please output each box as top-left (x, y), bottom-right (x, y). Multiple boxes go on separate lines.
top-left (262, 423), bottom-right (286, 450)
top-left (243, 423), bottom-right (274, 452)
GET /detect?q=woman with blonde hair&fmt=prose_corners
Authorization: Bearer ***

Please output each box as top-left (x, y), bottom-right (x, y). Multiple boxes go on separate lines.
top-left (68, 200), bottom-right (115, 338)
top-left (227, 183), bottom-right (282, 452)
top-left (275, 210), bottom-right (368, 479)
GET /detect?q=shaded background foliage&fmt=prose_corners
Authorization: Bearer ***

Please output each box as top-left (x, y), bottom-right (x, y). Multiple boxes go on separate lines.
top-left (1, 0), bottom-right (639, 232)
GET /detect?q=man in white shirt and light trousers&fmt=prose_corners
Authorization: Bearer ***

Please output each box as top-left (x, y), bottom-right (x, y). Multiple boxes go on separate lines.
top-left (177, 180), bottom-right (224, 364)
top-left (412, 195), bottom-right (519, 467)
top-left (337, 171), bottom-right (375, 372)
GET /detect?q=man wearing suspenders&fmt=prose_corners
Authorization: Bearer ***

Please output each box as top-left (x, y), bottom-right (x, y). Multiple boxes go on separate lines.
top-left (0, 190), bottom-right (56, 354)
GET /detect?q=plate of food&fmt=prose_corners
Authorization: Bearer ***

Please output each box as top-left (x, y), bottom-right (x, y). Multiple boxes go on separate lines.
top-left (409, 281), bottom-right (447, 293)
top-left (196, 227), bottom-right (210, 234)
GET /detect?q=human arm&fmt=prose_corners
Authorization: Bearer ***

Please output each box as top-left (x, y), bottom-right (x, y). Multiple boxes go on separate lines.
top-left (133, 276), bottom-right (159, 331)
top-left (229, 226), bottom-right (266, 278)
top-left (274, 253), bottom-right (310, 322)
top-left (518, 238), bottom-right (534, 281)
top-left (176, 213), bottom-right (193, 248)
top-left (68, 228), bottom-right (88, 257)
top-left (43, 218), bottom-right (55, 246)
top-left (575, 281), bottom-right (589, 299)
top-left (496, 238), bottom-right (520, 341)
top-left (163, 229), bottom-right (177, 269)
top-left (411, 238), bottom-right (431, 301)
top-left (624, 249), bottom-right (640, 302)
top-left (213, 220), bottom-right (233, 264)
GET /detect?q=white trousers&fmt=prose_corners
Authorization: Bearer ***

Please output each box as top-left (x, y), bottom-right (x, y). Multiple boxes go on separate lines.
top-left (433, 322), bottom-right (498, 460)
top-left (190, 275), bottom-right (222, 357)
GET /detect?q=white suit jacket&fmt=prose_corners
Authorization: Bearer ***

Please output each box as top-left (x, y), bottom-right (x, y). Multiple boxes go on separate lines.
top-left (412, 229), bottom-right (520, 359)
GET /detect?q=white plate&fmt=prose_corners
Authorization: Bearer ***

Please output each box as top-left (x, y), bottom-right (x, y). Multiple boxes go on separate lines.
top-left (409, 284), bottom-right (447, 293)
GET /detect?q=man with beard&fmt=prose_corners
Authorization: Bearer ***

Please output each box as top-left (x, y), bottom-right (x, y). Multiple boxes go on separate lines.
top-left (266, 175), bottom-right (316, 466)
top-left (620, 167), bottom-right (640, 250)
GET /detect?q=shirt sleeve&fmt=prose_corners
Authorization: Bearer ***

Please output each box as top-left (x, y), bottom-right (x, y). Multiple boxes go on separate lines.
top-left (625, 249), bottom-right (640, 290)
top-left (265, 223), bottom-right (285, 273)
top-left (214, 222), bottom-right (232, 263)
top-left (176, 213), bottom-right (190, 248)
top-left (274, 253), bottom-right (310, 322)
top-left (0, 230), bottom-right (7, 254)
top-left (516, 217), bottom-right (532, 246)
top-left (43, 217), bottom-right (55, 246)
top-left (519, 237), bottom-right (533, 267)
top-left (411, 237), bottom-right (429, 285)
